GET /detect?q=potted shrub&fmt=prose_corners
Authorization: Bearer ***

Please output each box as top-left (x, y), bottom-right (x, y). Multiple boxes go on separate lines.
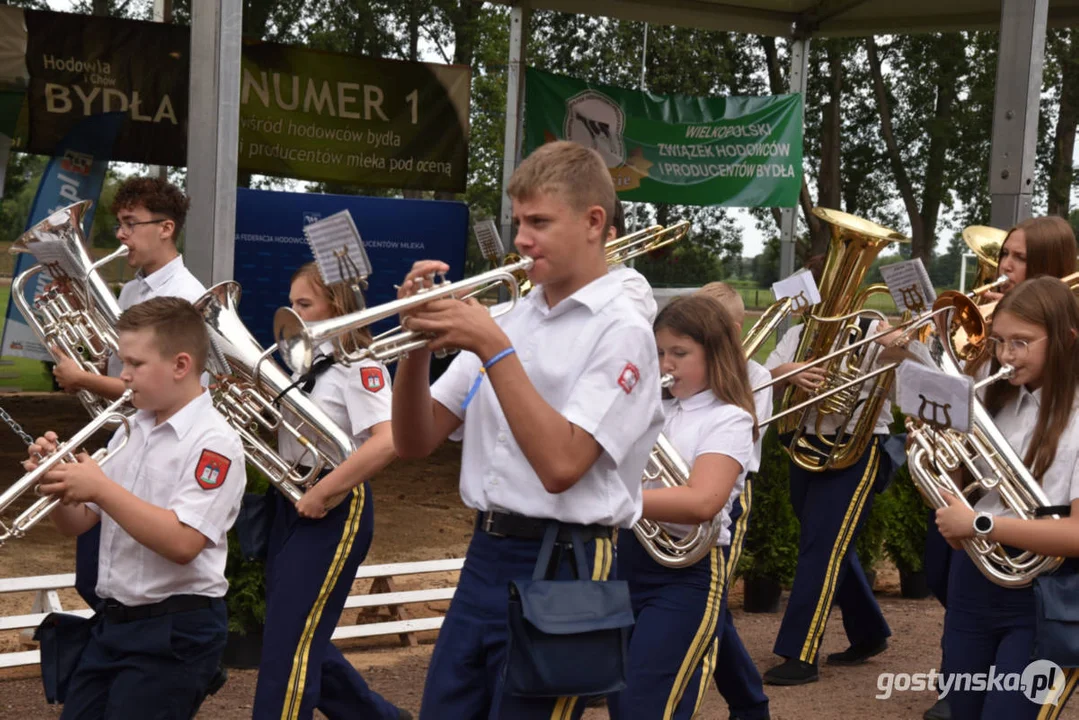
top-left (222, 468), bottom-right (271, 669)
top-left (738, 426), bottom-right (800, 613)
top-left (880, 466), bottom-right (931, 599)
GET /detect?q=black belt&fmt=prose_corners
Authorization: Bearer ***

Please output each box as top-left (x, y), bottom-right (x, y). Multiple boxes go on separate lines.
top-left (475, 511), bottom-right (613, 542)
top-left (101, 594), bottom-right (216, 624)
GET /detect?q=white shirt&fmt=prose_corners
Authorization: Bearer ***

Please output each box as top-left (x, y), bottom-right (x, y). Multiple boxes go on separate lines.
top-left (975, 388), bottom-right (1079, 517)
top-left (278, 344), bottom-right (392, 463)
top-left (765, 323), bottom-right (893, 436)
top-left (648, 392), bottom-right (754, 546)
top-left (93, 390), bottom-right (246, 606)
top-left (608, 264), bottom-right (657, 325)
top-left (107, 256), bottom-right (207, 377)
top-left (748, 359), bottom-right (772, 473)
top-left (431, 272), bottom-right (665, 528)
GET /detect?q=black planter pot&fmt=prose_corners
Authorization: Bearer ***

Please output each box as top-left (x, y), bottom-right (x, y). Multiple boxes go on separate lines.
top-left (743, 575), bottom-right (782, 614)
top-left (899, 569), bottom-right (932, 599)
top-left (222, 626), bottom-right (264, 669)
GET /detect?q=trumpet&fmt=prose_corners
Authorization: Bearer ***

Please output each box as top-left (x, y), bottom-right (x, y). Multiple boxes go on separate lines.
top-left (273, 256), bottom-right (534, 375)
top-left (928, 275), bottom-right (1009, 361)
top-left (0, 391), bottom-right (132, 547)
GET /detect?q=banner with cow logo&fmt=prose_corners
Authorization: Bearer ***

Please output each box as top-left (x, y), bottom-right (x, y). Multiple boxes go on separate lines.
top-left (524, 67), bottom-right (802, 208)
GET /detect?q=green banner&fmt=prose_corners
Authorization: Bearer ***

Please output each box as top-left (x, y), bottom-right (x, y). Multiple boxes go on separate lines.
top-left (524, 68), bottom-right (802, 207)
top-left (240, 42), bottom-right (470, 192)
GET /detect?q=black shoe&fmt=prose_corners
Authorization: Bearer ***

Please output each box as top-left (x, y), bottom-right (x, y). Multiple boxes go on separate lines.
top-left (825, 637), bottom-right (888, 666)
top-left (763, 659), bottom-right (818, 686)
top-left (206, 667), bottom-right (228, 696)
top-left (923, 698), bottom-right (951, 720)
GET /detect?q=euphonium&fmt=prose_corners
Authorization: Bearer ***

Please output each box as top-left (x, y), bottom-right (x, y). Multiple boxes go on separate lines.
top-left (195, 282), bottom-right (357, 503)
top-left (273, 256), bottom-right (534, 375)
top-left (9, 200), bottom-right (129, 417)
top-left (0, 391), bottom-right (133, 547)
top-left (631, 374), bottom-right (722, 568)
top-left (776, 208), bottom-right (908, 472)
top-left (904, 310), bottom-right (1065, 587)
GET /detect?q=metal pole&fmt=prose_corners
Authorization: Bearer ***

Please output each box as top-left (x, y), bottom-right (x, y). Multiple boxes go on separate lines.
top-left (184, 0), bottom-right (242, 285)
top-left (988, 0), bottom-right (1048, 229)
top-left (498, 5), bottom-right (531, 249)
top-left (641, 24), bottom-right (649, 91)
top-left (148, 0), bottom-right (173, 182)
top-left (779, 36), bottom-right (810, 282)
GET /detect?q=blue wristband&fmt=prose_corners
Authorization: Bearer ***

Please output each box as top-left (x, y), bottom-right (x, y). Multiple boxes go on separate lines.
top-left (462, 347), bottom-right (516, 410)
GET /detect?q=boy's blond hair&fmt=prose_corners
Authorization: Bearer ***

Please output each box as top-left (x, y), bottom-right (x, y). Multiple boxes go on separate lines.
top-left (697, 282), bottom-right (745, 326)
top-left (507, 141), bottom-right (616, 235)
top-left (116, 296), bottom-right (209, 373)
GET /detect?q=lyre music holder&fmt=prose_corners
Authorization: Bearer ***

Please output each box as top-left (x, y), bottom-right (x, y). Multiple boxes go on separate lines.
top-left (303, 210), bottom-right (373, 310)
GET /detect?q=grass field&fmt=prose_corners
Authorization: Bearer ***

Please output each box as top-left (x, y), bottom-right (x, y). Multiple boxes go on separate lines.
top-left (0, 284), bottom-right (54, 392)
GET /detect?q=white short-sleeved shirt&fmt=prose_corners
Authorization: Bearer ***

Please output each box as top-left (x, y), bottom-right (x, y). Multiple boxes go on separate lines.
top-left (431, 272), bottom-right (665, 528)
top-left (107, 256), bottom-right (207, 377)
top-left (647, 392), bottom-right (754, 546)
top-left (765, 323), bottom-right (893, 436)
top-left (93, 389), bottom-right (245, 606)
top-left (278, 343), bottom-right (392, 463)
top-left (975, 388), bottom-right (1079, 517)
top-left (748, 359), bottom-right (772, 473)
top-left (608, 264), bottom-right (658, 325)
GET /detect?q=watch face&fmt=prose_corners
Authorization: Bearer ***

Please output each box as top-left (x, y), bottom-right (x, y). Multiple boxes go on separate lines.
top-left (975, 514), bottom-right (993, 533)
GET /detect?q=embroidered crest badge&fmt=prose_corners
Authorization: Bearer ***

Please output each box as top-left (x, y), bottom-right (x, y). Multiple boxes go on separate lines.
top-left (360, 366), bottom-right (385, 393)
top-left (618, 362), bottom-right (640, 394)
top-left (195, 449), bottom-right (231, 490)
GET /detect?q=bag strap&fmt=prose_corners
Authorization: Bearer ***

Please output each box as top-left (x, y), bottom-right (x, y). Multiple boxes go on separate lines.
top-left (531, 523), bottom-right (595, 580)
top-left (570, 527), bottom-right (591, 579)
top-left (532, 522), bottom-right (560, 580)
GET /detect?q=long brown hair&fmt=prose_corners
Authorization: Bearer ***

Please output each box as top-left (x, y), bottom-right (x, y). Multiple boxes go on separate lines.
top-left (654, 295), bottom-right (759, 441)
top-left (290, 262), bottom-right (372, 354)
top-left (999, 216), bottom-right (1077, 277)
top-left (983, 277), bottom-right (1079, 481)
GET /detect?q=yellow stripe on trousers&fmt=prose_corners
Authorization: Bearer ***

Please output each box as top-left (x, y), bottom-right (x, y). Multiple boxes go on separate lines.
top-left (280, 485), bottom-right (365, 720)
top-left (690, 636), bottom-right (721, 716)
top-left (798, 443), bottom-right (879, 664)
top-left (1036, 667), bottom-right (1079, 720)
top-left (663, 548), bottom-right (725, 720)
top-left (727, 480), bottom-right (752, 586)
top-left (549, 536), bottom-right (613, 720)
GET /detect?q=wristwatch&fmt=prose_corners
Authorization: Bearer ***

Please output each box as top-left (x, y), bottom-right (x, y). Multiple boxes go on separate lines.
top-left (973, 512), bottom-right (995, 537)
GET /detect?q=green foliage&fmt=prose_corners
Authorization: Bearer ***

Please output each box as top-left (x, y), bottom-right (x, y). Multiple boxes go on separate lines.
top-left (224, 466), bottom-right (272, 634)
top-left (737, 425), bottom-right (799, 586)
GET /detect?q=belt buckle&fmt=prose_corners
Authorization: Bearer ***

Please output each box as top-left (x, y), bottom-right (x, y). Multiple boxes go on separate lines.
top-left (481, 512), bottom-right (505, 537)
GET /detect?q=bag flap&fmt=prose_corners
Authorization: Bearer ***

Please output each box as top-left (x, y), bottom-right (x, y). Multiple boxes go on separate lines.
top-left (1037, 574), bottom-right (1079, 622)
top-left (512, 579), bottom-right (634, 635)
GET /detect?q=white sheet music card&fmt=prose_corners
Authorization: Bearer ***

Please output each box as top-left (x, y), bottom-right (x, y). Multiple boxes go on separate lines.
top-left (880, 259), bottom-right (936, 315)
top-left (771, 269), bottom-right (821, 313)
top-left (472, 218), bottom-right (504, 263)
top-left (303, 210), bottom-right (372, 286)
top-left (897, 361), bottom-right (974, 433)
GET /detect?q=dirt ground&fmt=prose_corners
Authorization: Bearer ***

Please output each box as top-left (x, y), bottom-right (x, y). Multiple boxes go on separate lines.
top-left (0, 393), bottom-right (1074, 719)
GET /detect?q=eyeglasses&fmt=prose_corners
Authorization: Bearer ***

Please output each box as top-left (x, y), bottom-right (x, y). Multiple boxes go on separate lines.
top-left (985, 336), bottom-right (1048, 356)
top-left (113, 218), bottom-right (166, 235)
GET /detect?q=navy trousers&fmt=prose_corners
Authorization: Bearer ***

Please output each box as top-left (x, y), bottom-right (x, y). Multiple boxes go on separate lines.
top-left (60, 599), bottom-right (226, 719)
top-left (252, 483), bottom-right (400, 720)
top-left (712, 480), bottom-right (769, 720)
top-left (772, 436), bottom-right (892, 664)
top-left (608, 532), bottom-right (727, 720)
top-left (944, 549), bottom-right (1079, 720)
top-left (419, 523), bottom-right (615, 720)
top-left (74, 523), bottom-right (102, 609)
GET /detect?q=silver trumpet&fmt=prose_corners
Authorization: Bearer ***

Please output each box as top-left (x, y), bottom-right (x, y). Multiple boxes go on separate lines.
top-left (0, 391), bottom-right (132, 547)
top-left (632, 373), bottom-right (722, 568)
top-left (9, 200), bottom-right (129, 417)
top-left (273, 256), bottom-right (534, 374)
top-left (196, 282), bottom-right (357, 503)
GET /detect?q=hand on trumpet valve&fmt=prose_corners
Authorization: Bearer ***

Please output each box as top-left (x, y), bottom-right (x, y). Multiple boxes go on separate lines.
top-left (406, 297), bottom-right (510, 360)
top-left (38, 452), bottom-right (109, 506)
top-left (935, 491), bottom-right (976, 549)
top-left (22, 431), bottom-right (59, 472)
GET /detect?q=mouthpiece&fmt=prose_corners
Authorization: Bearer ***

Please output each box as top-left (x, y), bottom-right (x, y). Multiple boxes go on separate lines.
top-left (660, 374), bottom-right (675, 389)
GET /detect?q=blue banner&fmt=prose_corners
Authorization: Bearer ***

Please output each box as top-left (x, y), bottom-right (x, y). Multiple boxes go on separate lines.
top-left (2, 111), bottom-right (124, 360)
top-left (233, 188), bottom-right (469, 351)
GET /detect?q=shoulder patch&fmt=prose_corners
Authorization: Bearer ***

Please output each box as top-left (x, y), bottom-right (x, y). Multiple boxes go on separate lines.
top-left (195, 449), bottom-right (231, 490)
top-left (360, 366), bottom-right (385, 393)
top-left (617, 362), bottom-right (640, 394)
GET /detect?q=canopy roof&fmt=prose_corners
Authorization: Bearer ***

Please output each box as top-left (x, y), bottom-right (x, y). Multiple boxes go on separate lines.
top-left (495, 0), bottom-right (1079, 37)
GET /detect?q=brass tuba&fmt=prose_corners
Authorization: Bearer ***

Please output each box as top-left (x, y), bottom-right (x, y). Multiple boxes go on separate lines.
top-left (0, 391), bottom-right (133, 546)
top-left (904, 311), bottom-right (1065, 587)
top-left (631, 374), bottom-right (722, 568)
top-left (962, 225), bottom-right (1006, 293)
top-left (9, 200), bottom-right (129, 417)
top-left (775, 208), bottom-right (908, 471)
top-left (196, 282), bottom-right (357, 503)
